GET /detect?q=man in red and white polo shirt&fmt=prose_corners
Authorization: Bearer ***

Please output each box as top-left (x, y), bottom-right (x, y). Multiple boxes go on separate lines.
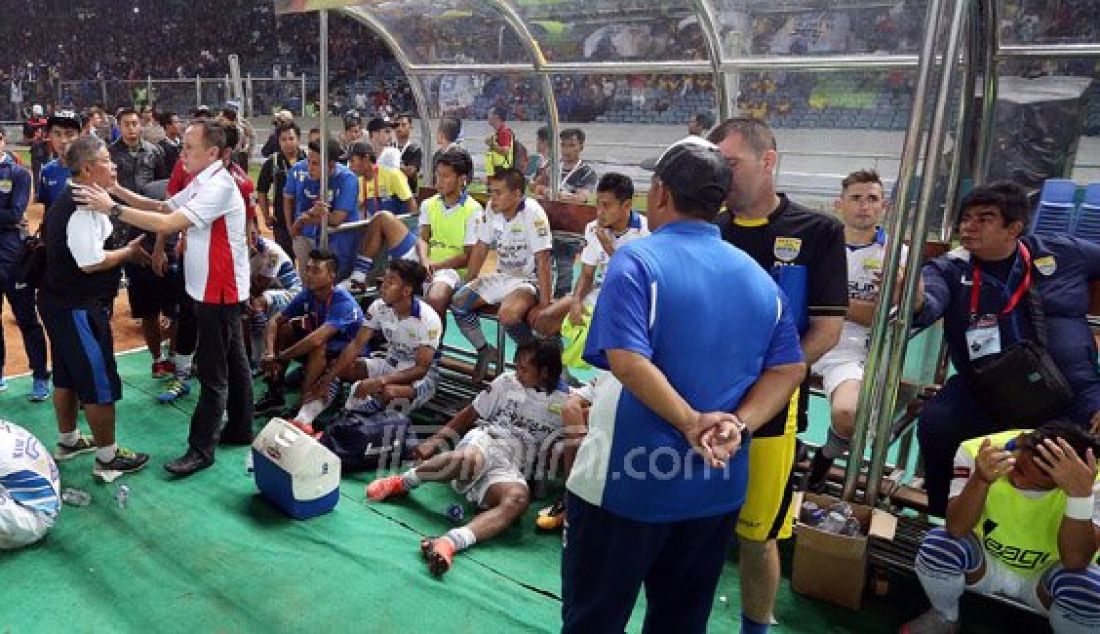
top-left (74, 120), bottom-right (254, 478)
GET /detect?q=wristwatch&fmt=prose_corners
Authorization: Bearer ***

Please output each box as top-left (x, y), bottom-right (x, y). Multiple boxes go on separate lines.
top-left (110, 203), bottom-right (124, 219)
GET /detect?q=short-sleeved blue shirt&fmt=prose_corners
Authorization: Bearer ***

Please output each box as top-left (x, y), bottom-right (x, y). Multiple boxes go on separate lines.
top-left (282, 286), bottom-right (364, 355)
top-left (283, 161), bottom-right (361, 277)
top-left (568, 220), bottom-right (803, 523)
top-left (38, 159), bottom-right (72, 210)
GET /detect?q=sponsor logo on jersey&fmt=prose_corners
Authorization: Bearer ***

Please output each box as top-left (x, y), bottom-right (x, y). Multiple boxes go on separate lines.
top-left (773, 237), bottom-right (802, 262)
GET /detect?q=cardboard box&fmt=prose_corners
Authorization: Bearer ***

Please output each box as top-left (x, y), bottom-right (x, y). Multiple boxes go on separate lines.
top-left (791, 492), bottom-right (898, 610)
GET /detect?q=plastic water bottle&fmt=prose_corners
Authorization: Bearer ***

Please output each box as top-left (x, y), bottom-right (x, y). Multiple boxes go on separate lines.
top-left (799, 501), bottom-right (825, 527)
top-left (446, 503), bottom-right (465, 524)
top-left (244, 451), bottom-right (254, 475)
top-left (841, 517), bottom-right (862, 537)
top-left (116, 485), bottom-right (130, 510)
top-left (816, 511), bottom-right (848, 534)
top-left (61, 487), bottom-right (91, 507)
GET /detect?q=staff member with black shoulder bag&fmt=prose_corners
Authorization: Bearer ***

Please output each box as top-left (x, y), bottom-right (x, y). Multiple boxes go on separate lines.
top-left (913, 181), bottom-right (1100, 516)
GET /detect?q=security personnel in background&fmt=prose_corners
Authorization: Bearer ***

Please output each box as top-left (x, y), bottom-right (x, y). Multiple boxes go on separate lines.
top-left (38, 110), bottom-right (83, 211)
top-left (0, 134), bottom-right (49, 400)
top-left (484, 106), bottom-right (514, 181)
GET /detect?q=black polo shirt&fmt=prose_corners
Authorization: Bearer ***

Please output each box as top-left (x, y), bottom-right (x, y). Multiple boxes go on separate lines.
top-left (257, 149), bottom-right (307, 227)
top-left (715, 193), bottom-right (848, 436)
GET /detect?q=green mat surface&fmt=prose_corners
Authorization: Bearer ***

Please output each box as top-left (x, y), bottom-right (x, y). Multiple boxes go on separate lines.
top-left (0, 351), bottom-right (1047, 633)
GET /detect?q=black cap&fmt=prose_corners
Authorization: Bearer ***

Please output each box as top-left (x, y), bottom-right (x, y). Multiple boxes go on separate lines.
top-left (47, 109), bottom-right (82, 131)
top-left (346, 140), bottom-right (375, 159)
top-left (192, 104), bottom-right (212, 116)
top-left (642, 136), bottom-right (730, 208)
top-left (366, 116), bottom-right (393, 133)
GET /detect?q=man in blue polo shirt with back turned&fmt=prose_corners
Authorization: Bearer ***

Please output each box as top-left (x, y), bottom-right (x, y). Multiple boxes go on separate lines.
top-left (561, 137), bottom-right (807, 633)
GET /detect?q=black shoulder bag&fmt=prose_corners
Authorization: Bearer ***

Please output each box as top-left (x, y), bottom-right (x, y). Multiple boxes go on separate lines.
top-left (967, 244), bottom-right (1074, 427)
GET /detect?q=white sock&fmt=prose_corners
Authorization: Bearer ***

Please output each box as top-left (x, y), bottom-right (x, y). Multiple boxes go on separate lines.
top-left (295, 400), bottom-right (325, 426)
top-left (444, 527), bottom-right (476, 552)
top-left (59, 430), bottom-right (80, 446)
top-left (399, 469), bottom-right (421, 490)
top-left (96, 444), bottom-right (118, 463)
top-left (916, 565), bottom-right (964, 623)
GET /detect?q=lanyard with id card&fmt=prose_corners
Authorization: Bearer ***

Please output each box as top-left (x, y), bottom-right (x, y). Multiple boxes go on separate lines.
top-left (966, 242), bottom-right (1032, 361)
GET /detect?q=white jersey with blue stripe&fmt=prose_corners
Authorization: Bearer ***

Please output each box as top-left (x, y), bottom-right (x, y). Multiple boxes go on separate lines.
top-left (0, 421), bottom-right (61, 517)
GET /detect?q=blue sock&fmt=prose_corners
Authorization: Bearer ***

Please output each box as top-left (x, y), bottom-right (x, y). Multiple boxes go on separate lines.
top-left (355, 255), bottom-right (373, 275)
top-left (741, 613), bottom-right (768, 634)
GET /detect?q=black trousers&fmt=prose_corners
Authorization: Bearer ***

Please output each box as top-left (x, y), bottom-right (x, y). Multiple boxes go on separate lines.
top-left (561, 492), bottom-right (738, 634)
top-left (188, 301), bottom-right (253, 459)
top-left (0, 270), bottom-right (48, 379)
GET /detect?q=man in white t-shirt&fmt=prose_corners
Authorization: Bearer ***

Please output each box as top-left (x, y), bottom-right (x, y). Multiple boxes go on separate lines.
top-left (290, 260), bottom-right (441, 432)
top-left (532, 172), bottom-right (648, 365)
top-left (0, 421), bottom-right (60, 550)
top-left (366, 339), bottom-right (568, 576)
top-left (450, 168), bottom-right (553, 382)
top-left (805, 170), bottom-right (906, 492)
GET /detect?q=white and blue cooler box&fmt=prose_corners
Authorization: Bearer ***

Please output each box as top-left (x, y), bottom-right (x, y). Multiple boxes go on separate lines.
top-left (252, 419), bottom-right (341, 519)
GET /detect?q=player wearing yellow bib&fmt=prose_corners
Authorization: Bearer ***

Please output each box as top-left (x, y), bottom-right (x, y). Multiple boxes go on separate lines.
top-left (416, 148), bottom-right (483, 329)
top-left (904, 423), bottom-right (1100, 634)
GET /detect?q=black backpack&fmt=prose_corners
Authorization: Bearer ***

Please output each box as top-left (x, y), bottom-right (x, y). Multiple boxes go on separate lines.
top-left (318, 409), bottom-right (417, 473)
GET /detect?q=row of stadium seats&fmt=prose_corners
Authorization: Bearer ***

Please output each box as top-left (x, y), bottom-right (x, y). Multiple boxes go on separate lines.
top-left (1031, 178), bottom-right (1100, 243)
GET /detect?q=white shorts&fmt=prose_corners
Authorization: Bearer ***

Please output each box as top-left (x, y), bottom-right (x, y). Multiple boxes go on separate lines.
top-left (0, 493), bottom-right (53, 551)
top-left (451, 428), bottom-right (529, 508)
top-left (349, 356), bottom-right (438, 414)
top-left (812, 346), bottom-right (866, 397)
top-left (430, 268), bottom-right (462, 291)
top-left (467, 273), bottom-right (537, 307)
top-left (968, 556), bottom-right (1046, 614)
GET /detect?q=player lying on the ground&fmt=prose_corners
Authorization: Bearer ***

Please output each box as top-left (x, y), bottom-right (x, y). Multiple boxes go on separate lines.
top-left (366, 339), bottom-right (568, 576)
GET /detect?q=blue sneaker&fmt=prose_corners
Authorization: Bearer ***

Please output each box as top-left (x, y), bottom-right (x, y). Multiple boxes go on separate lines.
top-left (29, 377), bottom-right (50, 402)
top-left (157, 377), bottom-right (191, 404)
top-left (0, 377), bottom-right (8, 392)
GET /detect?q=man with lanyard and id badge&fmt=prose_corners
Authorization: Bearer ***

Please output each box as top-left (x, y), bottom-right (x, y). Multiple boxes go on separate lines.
top-left (914, 181), bottom-right (1100, 517)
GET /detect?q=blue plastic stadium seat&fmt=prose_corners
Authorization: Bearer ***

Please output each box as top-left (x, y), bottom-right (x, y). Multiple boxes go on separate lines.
top-left (1072, 182), bottom-right (1100, 243)
top-left (1031, 178), bottom-right (1079, 237)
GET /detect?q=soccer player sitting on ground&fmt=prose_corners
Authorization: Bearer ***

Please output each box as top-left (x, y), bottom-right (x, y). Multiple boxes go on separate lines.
top-left (904, 421), bottom-right (1100, 634)
top-left (340, 140), bottom-right (422, 292)
top-left (367, 339), bottom-right (569, 576)
top-left (415, 147), bottom-right (484, 329)
top-left (254, 249), bottom-right (364, 418)
top-left (450, 168), bottom-right (553, 382)
top-left (244, 211), bottom-right (303, 373)
top-left (289, 260), bottom-right (442, 434)
top-left (531, 173), bottom-right (649, 360)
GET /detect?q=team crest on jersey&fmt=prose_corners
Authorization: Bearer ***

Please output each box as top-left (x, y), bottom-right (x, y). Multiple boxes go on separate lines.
top-left (773, 237), bottom-right (802, 262)
top-left (1034, 255), bottom-right (1056, 276)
